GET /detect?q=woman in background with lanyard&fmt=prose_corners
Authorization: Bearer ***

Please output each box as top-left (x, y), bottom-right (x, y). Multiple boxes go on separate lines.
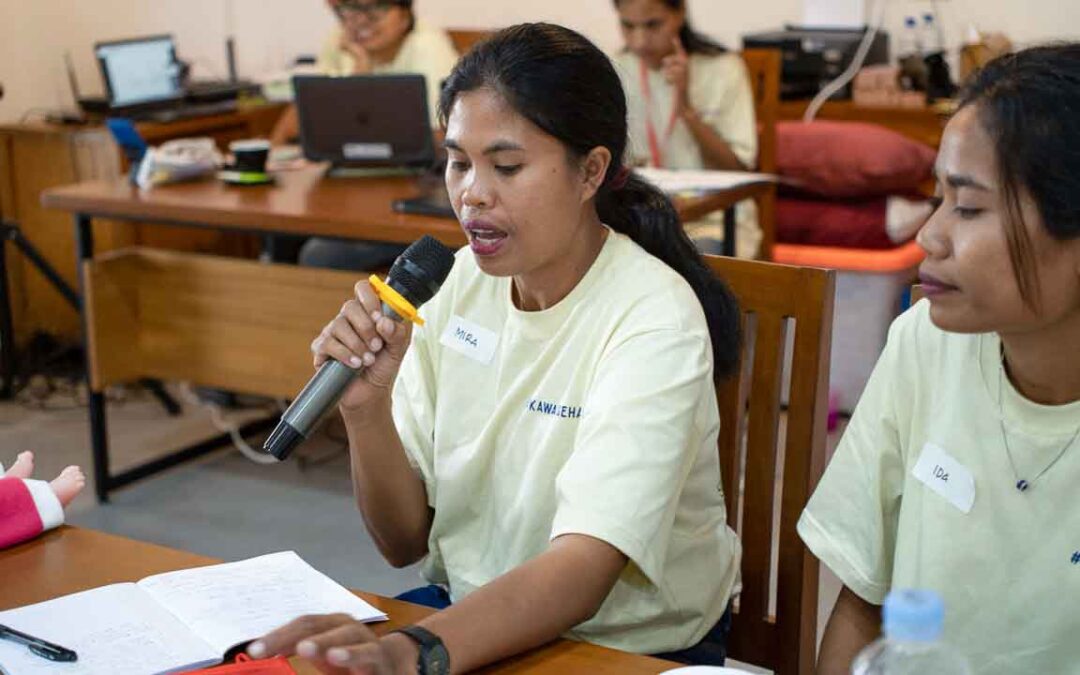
top-left (611, 0), bottom-right (760, 257)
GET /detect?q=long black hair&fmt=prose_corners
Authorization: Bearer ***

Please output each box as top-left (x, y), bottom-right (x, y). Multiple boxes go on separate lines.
top-left (614, 0), bottom-right (726, 55)
top-left (438, 23), bottom-right (740, 377)
top-left (958, 43), bottom-right (1080, 307)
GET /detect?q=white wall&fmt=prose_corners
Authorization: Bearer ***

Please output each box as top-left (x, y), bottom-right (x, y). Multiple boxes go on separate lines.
top-left (2, 0), bottom-right (1079, 122)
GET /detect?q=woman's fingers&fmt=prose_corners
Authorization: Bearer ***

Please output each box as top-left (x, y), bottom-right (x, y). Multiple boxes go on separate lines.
top-left (313, 325), bottom-right (369, 369)
top-left (294, 622), bottom-right (379, 661)
top-left (340, 300), bottom-right (384, 354)
top-left (354, 280), bottom-right (383, 315)
top-left (248, 614), bottom-right (356, 658)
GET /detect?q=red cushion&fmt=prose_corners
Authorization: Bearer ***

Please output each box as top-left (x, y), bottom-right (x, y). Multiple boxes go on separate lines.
top-left (776, 196), bottom-right (895, 249)
top-left (777, 121), bottom-right (936, 197)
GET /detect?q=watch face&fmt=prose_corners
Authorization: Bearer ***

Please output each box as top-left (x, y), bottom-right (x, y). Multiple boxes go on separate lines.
top-left (421, 641), bottom-right (450, 675)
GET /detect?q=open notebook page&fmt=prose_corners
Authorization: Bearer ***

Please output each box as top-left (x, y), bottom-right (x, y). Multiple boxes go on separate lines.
top-left (636, 168), bottom-right (775, 193)
top-left (137, 551), bottom-right (387, 655)
top-left (0, 584), bottom-right (218, 675)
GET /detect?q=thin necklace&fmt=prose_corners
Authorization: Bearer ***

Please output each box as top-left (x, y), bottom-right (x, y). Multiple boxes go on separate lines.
top-left (997, 345), bottom-right (1080, 492)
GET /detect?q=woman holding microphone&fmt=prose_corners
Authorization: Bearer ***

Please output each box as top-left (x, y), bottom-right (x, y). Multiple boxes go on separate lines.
top-left (250, 22), bottom-right (743, 674)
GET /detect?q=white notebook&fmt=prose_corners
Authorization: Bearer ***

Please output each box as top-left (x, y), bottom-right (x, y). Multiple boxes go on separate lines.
top-left (0, 551), bottom-right (387, 674)
top-left (636, 168), bottom-right (776, 194)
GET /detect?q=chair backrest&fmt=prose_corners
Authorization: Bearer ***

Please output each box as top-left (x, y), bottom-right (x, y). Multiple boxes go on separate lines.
top-left (447, 29), bottom-right (493, 56)
top-left (741, 49), bottom-right (782, 259)
top-left (705, 255), bottom-right (835, 675)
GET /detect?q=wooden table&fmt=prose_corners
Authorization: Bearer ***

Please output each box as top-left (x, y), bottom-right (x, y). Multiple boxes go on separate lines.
top-left (38, 166), bottom-right (768, 502)
top-left (0, 527), bottom-right (673, 674)
top-left (0, 104), bottom-right (288, 353)
top-left (41, 165), bottom-right (767, 250)
top-left (43, 165), bottom-right (466, 249)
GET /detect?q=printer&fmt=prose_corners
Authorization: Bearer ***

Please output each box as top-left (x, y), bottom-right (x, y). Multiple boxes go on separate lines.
top-left (742, 27), bottom-right (890, 100)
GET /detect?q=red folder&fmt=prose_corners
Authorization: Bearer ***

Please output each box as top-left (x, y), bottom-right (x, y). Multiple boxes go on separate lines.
top-left (180, 654), bottom-right (297, 674)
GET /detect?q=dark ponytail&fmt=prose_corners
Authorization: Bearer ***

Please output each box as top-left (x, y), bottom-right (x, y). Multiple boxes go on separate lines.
top-left (439, 23), bottom-right (740, 377)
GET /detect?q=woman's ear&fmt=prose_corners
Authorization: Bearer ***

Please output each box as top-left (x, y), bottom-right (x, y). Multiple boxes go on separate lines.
top-left (580, 146), bottom-right (613, 203)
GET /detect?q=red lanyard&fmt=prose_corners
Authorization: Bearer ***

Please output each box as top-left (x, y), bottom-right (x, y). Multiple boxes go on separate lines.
top-left (639, 58), bottom-right (679, 169)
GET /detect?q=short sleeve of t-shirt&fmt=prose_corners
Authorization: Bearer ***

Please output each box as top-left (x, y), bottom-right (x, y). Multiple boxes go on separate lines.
top-left (797, 304), bottom-right (922, 604)
top-left (550, 326), bottom-right (714, 588)
top-left (692, 54), bottom-right (758, 170)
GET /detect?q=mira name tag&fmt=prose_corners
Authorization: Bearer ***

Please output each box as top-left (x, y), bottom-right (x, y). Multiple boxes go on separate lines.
top-left (440, 315), bottom-right (499, 365)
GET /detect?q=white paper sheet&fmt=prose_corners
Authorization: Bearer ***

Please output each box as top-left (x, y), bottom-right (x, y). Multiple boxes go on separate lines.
top-left (0, 584), bottom-right (218, 675)
top-left (137, 551), bottom-right (387, 655)
top-left (635, 168), bottom-right (775, 194)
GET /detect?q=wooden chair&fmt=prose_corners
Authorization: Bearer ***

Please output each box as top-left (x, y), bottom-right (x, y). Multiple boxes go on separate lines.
top-left (447, 29), bottom-right (493, 56)
top-left (705, 255), bottom-right (836, 675)
top-left (741, 49), bottom-right (782, 260)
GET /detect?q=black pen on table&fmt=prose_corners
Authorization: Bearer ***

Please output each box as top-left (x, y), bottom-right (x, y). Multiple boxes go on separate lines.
top-left (0, 623), bottom-right (78, 662)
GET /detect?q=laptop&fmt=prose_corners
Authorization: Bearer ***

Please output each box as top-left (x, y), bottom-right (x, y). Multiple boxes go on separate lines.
top-left (293, 75), bottom-right (436, 176)
top-left (94, 35), bottom-right (185, 113)
top-left (89, 35), bottom-right (255, 120)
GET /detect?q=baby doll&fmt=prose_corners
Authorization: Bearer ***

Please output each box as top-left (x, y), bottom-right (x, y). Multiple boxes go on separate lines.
top-left (0, 452), bottom-right (85, 549)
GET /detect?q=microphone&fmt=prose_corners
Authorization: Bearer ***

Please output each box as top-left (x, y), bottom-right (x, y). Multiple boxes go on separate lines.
top-left (264, 235), bottom-right (456, 460)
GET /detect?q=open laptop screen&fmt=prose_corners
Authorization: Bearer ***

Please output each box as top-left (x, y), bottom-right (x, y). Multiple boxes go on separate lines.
top-left (294, 75), bottom-right (436, 169)
top-left (96, 36), bottom-right (183, 108)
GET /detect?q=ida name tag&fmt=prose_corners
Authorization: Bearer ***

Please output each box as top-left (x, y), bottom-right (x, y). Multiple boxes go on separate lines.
top-left (440, 315), bottom-right (499, 365)
top-left (912, 442), bottom-right (976, 514)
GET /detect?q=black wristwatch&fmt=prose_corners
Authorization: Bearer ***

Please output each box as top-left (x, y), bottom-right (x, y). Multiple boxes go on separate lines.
top-left (393, 625), bottom-right (450, 675)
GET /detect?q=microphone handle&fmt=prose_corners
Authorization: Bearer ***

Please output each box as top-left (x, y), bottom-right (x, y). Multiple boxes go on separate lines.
top-left (265, 302), bottom-right (403, 460)
top-left (279, 359), bottom-right (360, 435)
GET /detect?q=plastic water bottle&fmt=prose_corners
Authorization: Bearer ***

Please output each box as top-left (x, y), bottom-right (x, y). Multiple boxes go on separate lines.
top-left (851, 589), bottom-right (972, 675)
top-left (897, 16), bottom-right (923, 60)
top-left (921, 13), bottom-right (945, 56)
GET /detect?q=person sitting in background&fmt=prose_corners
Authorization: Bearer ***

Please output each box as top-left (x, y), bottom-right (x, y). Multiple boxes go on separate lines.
top-left (611, 0), bottom-right (760, 258)
top-left (273, 0), bottom-right (460, 271)
top-left (249, 23), bottom-right (743, 673)
top-left (271, 0), bottom-right (457, 144)
top-left (799, 44), bottom-right (1080, 675)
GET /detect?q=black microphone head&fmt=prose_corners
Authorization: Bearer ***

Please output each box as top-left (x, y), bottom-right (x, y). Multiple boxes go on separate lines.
top-left (387, 235), bottom-right (456, 306)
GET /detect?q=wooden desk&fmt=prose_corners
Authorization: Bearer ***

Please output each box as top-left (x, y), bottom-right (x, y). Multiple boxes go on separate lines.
top-left (778, 99), bottom-right (949, 149)
top-left (40, 168), bottom-right (767, 502)
top-left (42, 166), bottom-right (767, 251)
top-left (0, 104), bottom-right (287, 350)
top-left (0, 527), bottom-right (673, 675)
top-left (43, 166), bottom-right (467, 248)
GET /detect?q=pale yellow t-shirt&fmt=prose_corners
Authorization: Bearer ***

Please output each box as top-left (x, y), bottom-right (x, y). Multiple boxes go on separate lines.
top-left (319, 22), bottom-right (458, 125)
top-left (391, 230), bottom-right (741, 654)
top-left (798, 300), bottom-right (1080, 674)
top-left (613, 50), bottom-right (760, 258)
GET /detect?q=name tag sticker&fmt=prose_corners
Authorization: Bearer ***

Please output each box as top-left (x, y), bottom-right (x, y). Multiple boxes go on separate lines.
top-left (440, 315), bottom-right (499, 365)
top-left (912, 442), bottom-right (976, 514)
